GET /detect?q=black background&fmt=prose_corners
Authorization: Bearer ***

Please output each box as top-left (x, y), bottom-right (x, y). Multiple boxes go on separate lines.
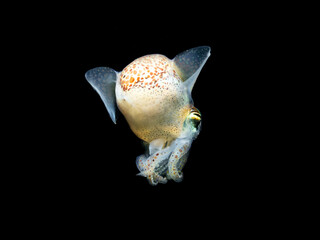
top-left (13, 3), bottom-right (282, 234)
top-left (51, 31), bottom-right (264, 200)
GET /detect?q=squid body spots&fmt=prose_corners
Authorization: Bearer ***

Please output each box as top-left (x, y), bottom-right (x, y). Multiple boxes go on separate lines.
top-left (120, 54), bottom-right (181, 92)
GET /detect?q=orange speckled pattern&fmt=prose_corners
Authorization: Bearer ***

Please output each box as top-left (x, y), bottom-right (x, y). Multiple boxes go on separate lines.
top-left (119, 54), bottom-right (179, 91)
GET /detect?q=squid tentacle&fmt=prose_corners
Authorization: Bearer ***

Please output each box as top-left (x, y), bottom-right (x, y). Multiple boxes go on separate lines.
top-left (136, 147), bottom-right (172, 185)
top-left (167, 139), bottom-right (192, 182)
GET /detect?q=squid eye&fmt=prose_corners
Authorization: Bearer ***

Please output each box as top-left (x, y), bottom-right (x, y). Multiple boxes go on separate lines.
top-left (188, 107), bottom-right (201, 130)
top-left (190, 114), bottom-right (201, 130)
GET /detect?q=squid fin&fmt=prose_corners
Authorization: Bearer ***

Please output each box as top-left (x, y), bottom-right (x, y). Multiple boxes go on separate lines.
top-left (85, 67), bottom-right (118, 124)
top-left (173, 46), bottom-right (211, 93)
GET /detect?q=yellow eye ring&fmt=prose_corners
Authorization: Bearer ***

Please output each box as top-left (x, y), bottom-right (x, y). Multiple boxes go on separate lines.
top-left (190, 115), bottom-right (201, 122)
top-left (187, 107), bottom-right (201, 131)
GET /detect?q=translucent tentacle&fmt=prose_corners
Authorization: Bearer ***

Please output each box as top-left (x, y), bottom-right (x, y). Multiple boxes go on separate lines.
top-left (167, 139), bottom-right (192, 182)
top-left (136, 147), bottom-right (172, 185)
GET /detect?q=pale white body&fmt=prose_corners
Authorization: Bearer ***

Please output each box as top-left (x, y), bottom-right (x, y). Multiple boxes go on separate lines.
top-left (115, 54), bottom-right (190, 144)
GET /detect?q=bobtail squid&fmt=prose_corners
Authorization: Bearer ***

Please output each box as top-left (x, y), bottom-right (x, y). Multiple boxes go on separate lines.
top-left (85, 46), bottom-right (210, 185)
